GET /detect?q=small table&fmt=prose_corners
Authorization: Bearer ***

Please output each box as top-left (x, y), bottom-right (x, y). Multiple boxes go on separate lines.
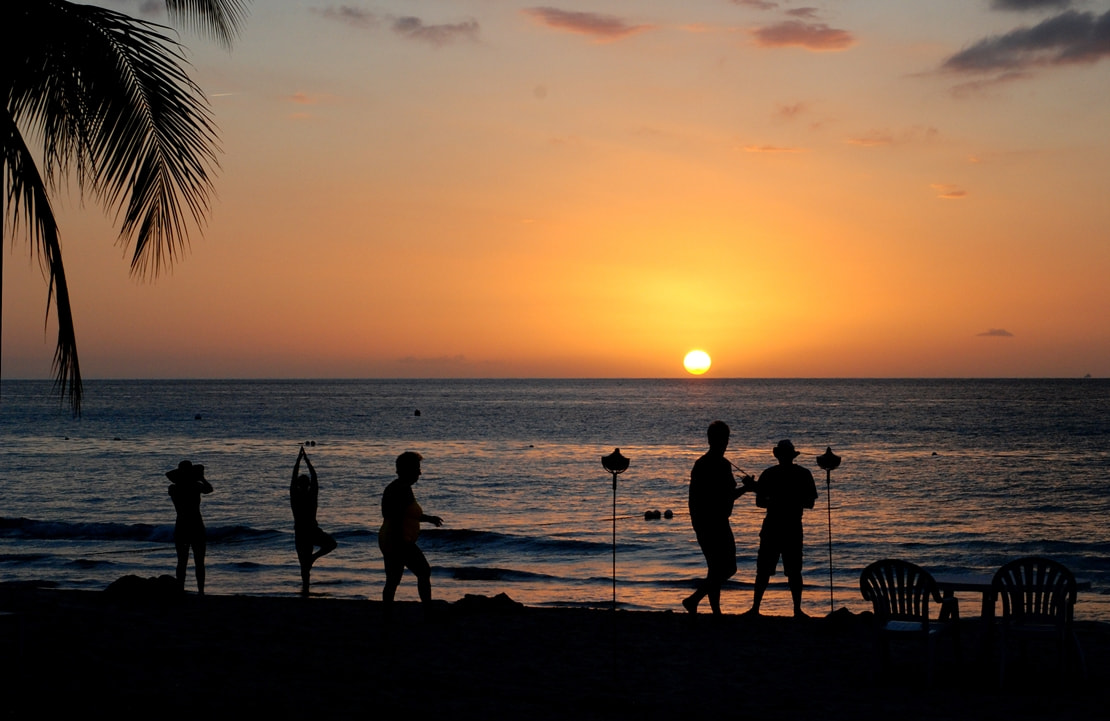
top-left (934, 573), bottom-right (1092, 620)
top-left (934, 573), bottom-right (998, 619)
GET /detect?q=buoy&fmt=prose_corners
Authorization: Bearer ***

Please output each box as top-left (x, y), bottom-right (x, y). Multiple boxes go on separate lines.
top-left (663, 509), bottom-right (674, 519)
top-left (415, 409), bottom-right (421, 416)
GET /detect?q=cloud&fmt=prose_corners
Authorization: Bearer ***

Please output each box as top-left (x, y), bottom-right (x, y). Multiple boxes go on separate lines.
top-left (845, 130), bottom-right (895, 147)
top-left (845, 126), bottom-right (939, 147)
top-left (977, 329), bottom-right (1015, 337)
top-left (786, 7), bottom-right (822, 21)
top-left (314, 6), bottom-right (479, 45)
top-left (398, 354), bottom-right (470, 366)
top-left (930, 183), bottom-right (968, 199)
top-left (391, 17), bottom-right (480, 46)
top-left (315, 6), bottom-right (380, 29)
top-left (942, 10), bottom-right (1110, 74)
top-left (287, 92), bottom-right (321, 105)
top-left (524, 7), bottom-right (652, 40)
top-left (752, 20), bottom-right (855, 51)
top-left (731, 0), bottom-right (779, 9)
top-left (740, 144), bottom-right (805, 153)
top-left (991, 0), bottom-right (1075, 11)
top-left (775, 102), bottom-right (808, 120)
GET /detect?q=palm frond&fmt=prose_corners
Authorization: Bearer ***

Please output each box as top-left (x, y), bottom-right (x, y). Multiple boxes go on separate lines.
top-left (7, 1), bottom-right (221, 278)
top-left (1, 109), bottom-right (83, 414)
top-left (165, 0), bottom-right (251, 48)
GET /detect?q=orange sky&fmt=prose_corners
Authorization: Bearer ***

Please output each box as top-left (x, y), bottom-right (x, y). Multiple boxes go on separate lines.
top-left (4, 1), bottom-right (1109, 379)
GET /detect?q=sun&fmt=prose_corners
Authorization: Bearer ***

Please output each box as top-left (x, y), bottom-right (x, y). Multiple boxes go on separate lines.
top-left (683, 350), bottom-right (712, 376)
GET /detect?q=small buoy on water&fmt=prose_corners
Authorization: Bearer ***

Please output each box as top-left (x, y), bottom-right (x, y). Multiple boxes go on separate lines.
top-left (415, 409), bottom-right (421, 417)
top-left (644, 509), bottom-right (662, 520)
top-left (194, 414), bottom-right (202, 420)
top-left (663, 509), bottom-right (674, 519)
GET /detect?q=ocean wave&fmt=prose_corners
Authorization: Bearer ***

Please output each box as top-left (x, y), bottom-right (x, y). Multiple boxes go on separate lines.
top-left (0, 517), bottom-right (282, 546)
top-left (423, 527), bottom-right (610, 553)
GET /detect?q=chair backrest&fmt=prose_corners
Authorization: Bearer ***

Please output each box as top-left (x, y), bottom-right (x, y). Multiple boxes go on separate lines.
top-left (859, 559), bottom-right (941, 626)
top-left (991, 556), bottom-right (1077, 629)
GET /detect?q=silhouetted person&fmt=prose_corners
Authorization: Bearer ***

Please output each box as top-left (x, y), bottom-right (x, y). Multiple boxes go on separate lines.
top-left (745, 439), bottom-right (818, 617)
top-left (683, 421), bottom-right (753, 615)
top-left (291, 447), bottom-right (338, 595)
top-left (166, 460), bottom-right (213, 593)
top-left (379, 451), bottom-right (443, 617)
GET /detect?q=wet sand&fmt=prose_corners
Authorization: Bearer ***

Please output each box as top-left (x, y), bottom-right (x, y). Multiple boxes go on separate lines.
top-left (1, 581), bottom-right (1106, 718)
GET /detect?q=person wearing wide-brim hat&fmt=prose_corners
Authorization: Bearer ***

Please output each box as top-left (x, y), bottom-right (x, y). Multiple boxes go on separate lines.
top-left (743, 439), bottom-right (818, 617)
top-left (167, 460), bottom-right (213, 593)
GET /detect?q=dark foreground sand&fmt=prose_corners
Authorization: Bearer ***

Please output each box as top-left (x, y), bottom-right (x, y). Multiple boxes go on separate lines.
top-left (1, 581), bottom-right (1107, 719)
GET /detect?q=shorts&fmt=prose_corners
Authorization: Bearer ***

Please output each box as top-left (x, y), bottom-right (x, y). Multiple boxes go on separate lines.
top-left (756, 516), bottom-right (803, 577)
top-left (379, 534), bottom-right (431, 579)
top-left (694, 523), bottom-right (737, 582)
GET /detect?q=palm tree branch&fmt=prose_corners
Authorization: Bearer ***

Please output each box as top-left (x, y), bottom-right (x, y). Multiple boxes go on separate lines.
top-left (165, 0), bottom-right (250, 49)
top-left (1, 109), bottom-right (83, 414)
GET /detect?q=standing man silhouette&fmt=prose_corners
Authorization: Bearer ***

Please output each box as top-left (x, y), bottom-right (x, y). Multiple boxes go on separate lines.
top-left (291, 446), bottom-right (337, 595)
top-left (745, 439), bottom-right (818, 617)
top-left (379, 451), bottom-right (443, 618)
top-left (683, 421), bottom-right (752, 615)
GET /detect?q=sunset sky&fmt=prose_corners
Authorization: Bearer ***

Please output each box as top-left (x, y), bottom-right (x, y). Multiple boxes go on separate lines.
top-left (4, 0), bottom-right (1109, 379)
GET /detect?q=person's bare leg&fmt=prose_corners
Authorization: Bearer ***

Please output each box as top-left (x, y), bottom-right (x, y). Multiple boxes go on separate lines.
top-left (194, 542), bottom-right (206, 595)
top-left (175, 543), bottom-right (189, 589)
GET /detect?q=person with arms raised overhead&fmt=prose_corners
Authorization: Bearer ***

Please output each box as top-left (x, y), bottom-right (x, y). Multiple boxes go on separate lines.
top-left (291, 446), bottom-right (338, 595)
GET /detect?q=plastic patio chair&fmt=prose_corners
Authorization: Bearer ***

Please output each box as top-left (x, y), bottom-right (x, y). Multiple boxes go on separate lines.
top-left (991, 556), bottom-right (1087, 686)
top-left (859, 559), bottom-right (960, 685)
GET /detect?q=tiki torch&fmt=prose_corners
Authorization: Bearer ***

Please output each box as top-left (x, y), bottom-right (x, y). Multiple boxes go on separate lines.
top-left (602, 448), bottom-right (629, 611)
top-left (816, 446), bottom-right (841, 614)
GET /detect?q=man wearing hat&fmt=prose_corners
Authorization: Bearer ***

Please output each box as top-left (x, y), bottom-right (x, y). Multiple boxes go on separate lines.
top-left (744, 439), bottom-right (818, 617)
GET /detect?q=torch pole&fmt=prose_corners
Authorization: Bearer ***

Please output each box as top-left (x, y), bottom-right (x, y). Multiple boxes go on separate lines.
top-left (825, 468), bottom-right (834, 614)
top-left (611, 470), bottom-right (617, 612)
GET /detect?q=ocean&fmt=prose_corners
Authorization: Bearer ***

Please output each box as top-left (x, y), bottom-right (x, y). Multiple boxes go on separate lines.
top-left (1, 378), bottom-right (1107, 620)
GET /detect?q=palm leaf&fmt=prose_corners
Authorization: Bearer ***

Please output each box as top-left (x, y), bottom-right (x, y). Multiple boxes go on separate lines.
top-left (1, 110), bottom-right (83, 413)
top-left (2, 0), bottom-right (248, 414)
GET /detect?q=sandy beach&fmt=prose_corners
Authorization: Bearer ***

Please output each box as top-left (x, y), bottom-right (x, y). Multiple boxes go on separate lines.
top-left (1, 580), bottom-right (1106, 719)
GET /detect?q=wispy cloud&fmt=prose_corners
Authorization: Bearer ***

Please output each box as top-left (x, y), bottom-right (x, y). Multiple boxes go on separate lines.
top-left (752, 20), bottom-right (855, 51)
top-left (977, 329), bottom-right (1014, 337)
top-left (315, 6), bottom-right (380, 29)
top-left (786, 7), bottom-right (821, 21)
top-left (930, 183), bottom-right (968, 199)
top-left (524, 7), bottom-right (652, 40)
top-left (731, 0), bottom-right (778, 10)
top-left (392, 17), bottom-right (479, 46)
top-left (845, 126), bottom-right (939, 147)
top-left (845, 130), bottom-right (894, 147)
top-left (740, 144), bottom-right (805, 154)
top-left (314, 6), bottom-right (479, 45)
top-left (287, 92), bottom-right (323, 105)
top-left (943, 10), bottom-right (1110, 74)
top-left (991, 0), bottom-right (1075, 11)
top-left (775, 102), bottom-right (808, 120)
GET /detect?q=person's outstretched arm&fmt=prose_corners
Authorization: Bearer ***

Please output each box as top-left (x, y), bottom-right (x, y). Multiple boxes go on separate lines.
top-left (304, 453), bottom-right (318, 488)
top-left (292, 446), bottom-right (306, 487)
